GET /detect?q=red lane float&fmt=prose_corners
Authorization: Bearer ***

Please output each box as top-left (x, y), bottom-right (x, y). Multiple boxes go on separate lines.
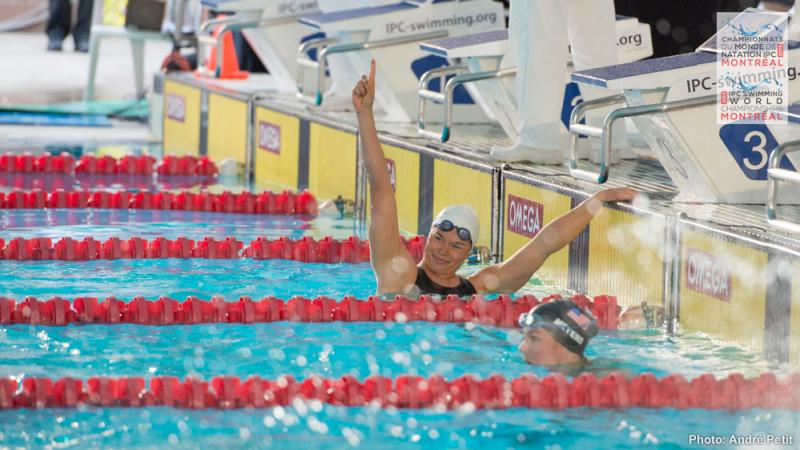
top-left (0, 153), bottom-right (218, 176)
top-left (1, 372), bottom-right (798, 410)
top-left (0, 189), bottom-right (316, 215)
top-left (0, 153), bottom-right (76, 174)
top-left (0, 293), bottom-right (621, 329)
top-left (0, 235), bottom-right (423, 262)
top-left (155, 155), bottom-right (218, 177)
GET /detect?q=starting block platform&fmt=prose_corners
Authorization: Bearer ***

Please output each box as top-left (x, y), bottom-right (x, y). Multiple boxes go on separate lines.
top-left (160, 66), bottom-right (800, 366)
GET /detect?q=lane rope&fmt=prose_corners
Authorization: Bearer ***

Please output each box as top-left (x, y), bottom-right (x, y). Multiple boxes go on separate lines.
top-left (0, 153), bottom-right (218, 177)
top-left (2, 372), bottom-right (798, 410)
top-left (0, 173), bottom-right (212, 191)
top-left (0, 189), bottom-right (317, 214)
top-left (0, 293), bottom-right (620, 329)
top-left (0, 235), bottom-right (423, 262)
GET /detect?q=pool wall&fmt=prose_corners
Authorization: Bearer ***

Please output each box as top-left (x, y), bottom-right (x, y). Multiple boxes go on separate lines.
top-left (159, 73), bottom-right (800, 366)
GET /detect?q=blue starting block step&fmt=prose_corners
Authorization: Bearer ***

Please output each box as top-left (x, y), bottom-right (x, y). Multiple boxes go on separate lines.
top-left (571, 52), bottom-right (716, 88)
top-left (299, 3), bottom-right (417, 29)
top-left (573, 39), bottom-right (800, 89)
top-left (785, 103), bottom-right (800, 125)
top-left (420, 30), bottom-right (508, 58)
top-left (200, 0), bottom-right (267, 10)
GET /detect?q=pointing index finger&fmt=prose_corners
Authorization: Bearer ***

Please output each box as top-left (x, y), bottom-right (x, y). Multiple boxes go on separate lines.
top-left (368, 59), bottom-right (376, 87)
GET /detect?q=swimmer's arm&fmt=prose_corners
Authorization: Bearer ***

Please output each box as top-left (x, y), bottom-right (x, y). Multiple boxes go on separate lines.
top-left (353, 61), bottom-right (416, 289)
top-left (469, 188), bottom-right (636, 293)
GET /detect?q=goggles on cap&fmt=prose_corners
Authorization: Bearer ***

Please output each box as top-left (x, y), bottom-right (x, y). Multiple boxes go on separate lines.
top-left (519, 310), bottom-right (567, 330)
top-left (433, 219), bottom-right (472, 243)
top-left (518, 308), bottom-right (589, 354)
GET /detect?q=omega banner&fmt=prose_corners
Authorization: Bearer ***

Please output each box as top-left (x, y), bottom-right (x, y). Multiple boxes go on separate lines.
top-left (506, 195), bottom-right (543, 239)
top-left (684, 248), bottom-right (732, 301)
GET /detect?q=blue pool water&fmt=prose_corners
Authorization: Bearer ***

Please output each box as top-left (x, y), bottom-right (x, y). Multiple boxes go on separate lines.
top-left (0, 209), bottom-right (359, 241)
top-left (1, 208), bottom-right (798, 449)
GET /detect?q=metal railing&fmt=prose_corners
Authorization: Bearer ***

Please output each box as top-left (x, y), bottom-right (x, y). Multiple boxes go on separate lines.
top-left (766, 139), bottom-right (800, 233)
top-left (296, 30), bottom-right (448, 106)
top-left (197, 15), bottom-right (258, 78)
top-left (197, 14), bottom-right (297, 78)
top-left (567, 93), bottom-right (716, 184)
top-left (296, 36), bottom-right (341, 104)
top-left (417, 66), bottom-right (516, 142)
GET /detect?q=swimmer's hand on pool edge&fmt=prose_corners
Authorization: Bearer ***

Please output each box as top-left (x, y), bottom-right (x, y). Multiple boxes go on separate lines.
top-left (352, 59), bottom-right (376, 115)
top-left (592, 187), bottom-right (637, 204)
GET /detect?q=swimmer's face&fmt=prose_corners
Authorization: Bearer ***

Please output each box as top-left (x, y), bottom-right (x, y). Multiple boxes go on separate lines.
top-left (423, 226), bottom-right (471, 274)
top-left (518, 327), bottom-right (581, 366)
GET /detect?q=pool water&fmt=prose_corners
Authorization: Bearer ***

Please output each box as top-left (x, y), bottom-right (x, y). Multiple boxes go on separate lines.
top-left (0, 209), bottom-right (359, 241)
top-left (1, 403), bottom-right (796, 449)
top-left (0, 208), bottom-right (798, 449)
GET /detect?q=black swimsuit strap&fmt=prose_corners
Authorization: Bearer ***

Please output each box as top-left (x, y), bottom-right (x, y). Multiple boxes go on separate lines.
top-left (413, 267), bottom-right (476, 297)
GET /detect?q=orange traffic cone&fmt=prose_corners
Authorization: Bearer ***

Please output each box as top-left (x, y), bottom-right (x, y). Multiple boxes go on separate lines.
top-left (197, 26), bottom-right (249, 80)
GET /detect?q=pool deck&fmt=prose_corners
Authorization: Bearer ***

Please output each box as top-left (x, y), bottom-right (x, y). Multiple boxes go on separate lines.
top-left (0, 31), bottom-right (168, 150)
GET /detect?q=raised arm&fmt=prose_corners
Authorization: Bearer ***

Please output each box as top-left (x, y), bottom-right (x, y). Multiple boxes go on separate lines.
top-left (352, 60), bottom-right (416, 292)
top-left (468, 188), bottom-right (637, 293)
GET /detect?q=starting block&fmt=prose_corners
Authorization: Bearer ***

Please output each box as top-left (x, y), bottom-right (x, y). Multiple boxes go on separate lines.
top-left (767, 104), bottom-right (800, 231)
top-left (297, 0), bottom-right (505, 122)
top-left (415, 15), bottom-right (652, 143)
top-left (570, 9), bottom-right (800, 203)
top-left (196, 0), bottom-right (321, 92)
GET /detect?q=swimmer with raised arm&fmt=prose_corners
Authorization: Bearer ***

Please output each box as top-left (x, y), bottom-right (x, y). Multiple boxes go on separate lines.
top-left (353, 60), bottom-right (637, 299)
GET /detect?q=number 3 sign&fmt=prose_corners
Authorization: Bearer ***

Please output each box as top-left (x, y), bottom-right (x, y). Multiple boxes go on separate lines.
top-left (719, 123), bottom-right (795, 180)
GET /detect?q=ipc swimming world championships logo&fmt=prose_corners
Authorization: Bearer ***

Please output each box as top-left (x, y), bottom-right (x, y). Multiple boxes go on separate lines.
top-left (727, 21), bottom-right (784, 37)
top-left (716, 10), bottom-right (789, 125)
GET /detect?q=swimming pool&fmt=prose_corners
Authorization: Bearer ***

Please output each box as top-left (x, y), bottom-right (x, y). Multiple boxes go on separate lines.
top-left (0, 198), bottom-right (798, 449)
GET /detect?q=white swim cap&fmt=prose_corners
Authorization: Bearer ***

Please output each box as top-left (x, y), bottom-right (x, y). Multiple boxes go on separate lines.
top-left (432, 205), bottom-right (480, 245)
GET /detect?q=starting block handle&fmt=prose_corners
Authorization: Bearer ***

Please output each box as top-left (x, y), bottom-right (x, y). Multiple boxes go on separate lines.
top-left (212, 19), bottom-right (260, 78)
top-left (418, 66), bottom-right (516, 142)
top-left (767, 139), bottom-right (800, 234)
top-left (568, 93), bottom-right (715, 184)
top-left (307, 30), bottom-right (449, 106)
top-left (195, 15), bottom-right (260, 78)
top-left (417, 64), bottom-right (470, 141)
top-left (196, 16), bottom-right (239, 77)
top-left (296, 36), bottom-right (341, 104)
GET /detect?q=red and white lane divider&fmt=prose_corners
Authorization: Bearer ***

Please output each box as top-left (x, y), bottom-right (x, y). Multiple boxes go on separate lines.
top-left (0, 189), bottom-right (316, 214)
top-left (0, 153), bottom-right (218, 177)
top-left (0, 235), bottom-right (425, 262)
top-left (0, 173), bottom-right (210, 191)
top-left (1, 372), bottom-right (798, 410)
top-left (0, 293), bottom-right (620, 329)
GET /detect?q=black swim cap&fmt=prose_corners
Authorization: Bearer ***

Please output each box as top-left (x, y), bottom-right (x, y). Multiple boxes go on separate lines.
top-left (518, 299), bottom-right (599, 355)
